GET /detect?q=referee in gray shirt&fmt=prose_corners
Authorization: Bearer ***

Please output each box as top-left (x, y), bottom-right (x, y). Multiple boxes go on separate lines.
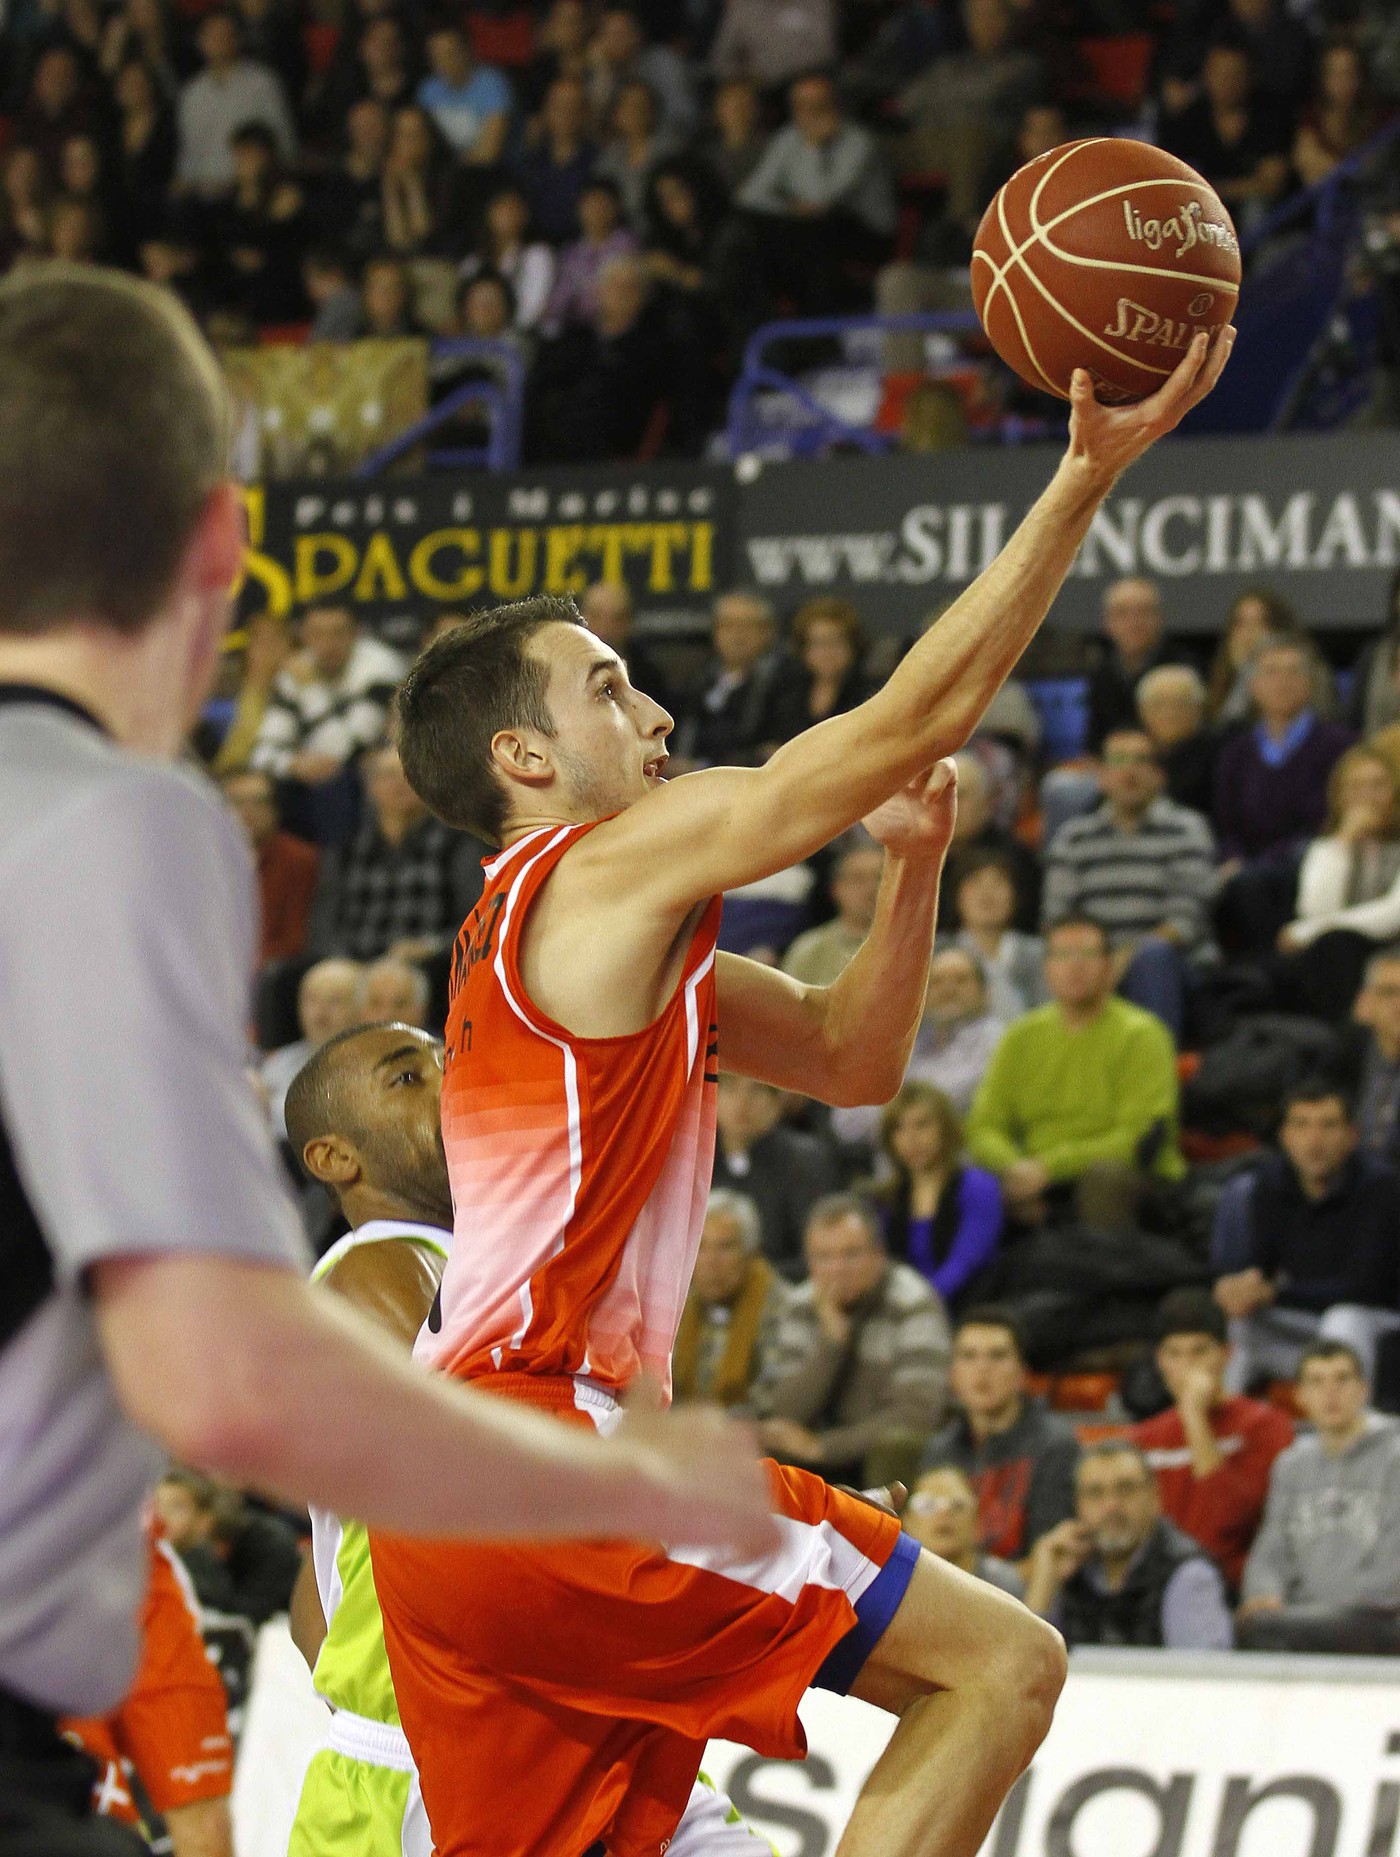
top-left (0, 265), bottom-right (771, 1850)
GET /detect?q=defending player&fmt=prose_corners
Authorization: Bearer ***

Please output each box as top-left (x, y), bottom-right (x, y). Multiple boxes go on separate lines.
top-left (282, 1022), bottom-right (767, 1857)
top-left (374, 327), bottom-right (1233, 1857)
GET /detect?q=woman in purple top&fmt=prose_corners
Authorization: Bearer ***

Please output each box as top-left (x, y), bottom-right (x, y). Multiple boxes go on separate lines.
top-left (864, 1082), bottom-right (1003, 1308)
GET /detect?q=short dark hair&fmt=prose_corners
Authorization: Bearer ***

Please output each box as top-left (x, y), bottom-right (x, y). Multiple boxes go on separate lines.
top-left (0, 264), bottom-right (230, 635)
top-left (1078, 1439), bottom-right (1152, 1478)
top-left (954, 1305), bottom-right (1026, 1361)
top-left (1282, 1076), bottom-right (1354, 1121)
top-left (1299, 1338), bottom-right (1366, 1379)
top-left (396, 597), bottom-right (574, 844)
top-left (284, 1021), bottom-right (417, 1165)
top-left (1155, 1287), bottom-right (1227, 1345)
top-left (1046, 914), bottom-right (1111, 955)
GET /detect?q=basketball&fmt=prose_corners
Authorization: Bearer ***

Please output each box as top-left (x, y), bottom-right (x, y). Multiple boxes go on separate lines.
top-left (972, 138), bottom-right (1241, 406)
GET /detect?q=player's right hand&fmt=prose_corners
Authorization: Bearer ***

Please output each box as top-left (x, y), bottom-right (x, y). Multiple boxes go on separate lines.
top-left (1067, 324), bottom-right (1234, 484)
top-left (612, 1386), bottom-right (780, 1557)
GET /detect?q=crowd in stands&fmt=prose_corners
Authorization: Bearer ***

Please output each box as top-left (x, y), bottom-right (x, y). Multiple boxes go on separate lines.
top-left (6, 0), bottom-right (1400, 464)
top-left (175, 557), bottom-right (1400, 1660)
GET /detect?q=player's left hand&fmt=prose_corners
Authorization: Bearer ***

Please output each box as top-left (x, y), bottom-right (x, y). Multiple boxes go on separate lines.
top-left (1068, 324), bottom-right (1235, 484)
top-left (862, 759), bottom-right (958, 862)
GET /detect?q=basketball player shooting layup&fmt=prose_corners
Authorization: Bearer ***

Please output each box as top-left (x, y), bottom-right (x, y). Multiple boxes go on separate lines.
top-left (374, 326), bottom-right (1234, 1857)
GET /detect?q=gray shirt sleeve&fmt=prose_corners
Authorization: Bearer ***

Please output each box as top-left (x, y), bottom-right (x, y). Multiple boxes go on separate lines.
top-left (1161, 1558), bottom-right (1235, 1649)
top-left (0, 766), bottom-right (309, 1282)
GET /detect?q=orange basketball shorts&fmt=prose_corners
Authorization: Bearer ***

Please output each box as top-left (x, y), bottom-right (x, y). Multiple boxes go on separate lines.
top-left (370, 1378), bottom-right (920, 1857)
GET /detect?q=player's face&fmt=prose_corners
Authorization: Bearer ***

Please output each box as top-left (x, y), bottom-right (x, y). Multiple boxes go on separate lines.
top-left (355, 1028), bottom-right (452, 1222)
top-left (531, 623), bottom-right (673, 821)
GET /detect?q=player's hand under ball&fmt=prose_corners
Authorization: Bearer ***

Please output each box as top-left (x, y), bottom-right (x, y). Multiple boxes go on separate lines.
top-left (1068, 325), bottom-right (1235, 489)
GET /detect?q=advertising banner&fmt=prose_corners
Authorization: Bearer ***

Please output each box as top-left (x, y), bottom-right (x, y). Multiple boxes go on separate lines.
top-left (240, 465), bottom-right (734, 648)
top-left (735, 432), bottom-right (1400, 635)
top-left (703, 1652), bottom-right (1400, 1857)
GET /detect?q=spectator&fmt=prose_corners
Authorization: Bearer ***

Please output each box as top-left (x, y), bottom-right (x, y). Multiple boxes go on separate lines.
top-left (512, 75), bottom-right (597, 246)
top-left (304, 246), bottom-right (362, 340)
top-left (952, 847), bottom-right (1046, 1021)
top-left (0, 146), bottom-right (52, 272)
top-left (326, 12), bottom-right (416, 130)
top-left (585, 6), bottom-right (698, 145)
top-left (208, 122), bottom-right (308, 328)
top-left (1086, 577), bottom-right (1195, 756)
top-left (175, 9), bottom-right (296, 200)
top-left (1204, 586), bottom-right (1302, 726)
top-left (1214, 633), bottom-right (1347, 848)
top-left (1225, 0), bottom-right (1315, 114)
top-left (919, 1306), bottom-right (1079, 1560)
top-left (541, 176), bottom-right (638, 332)
top-left (250, 603), bottom-right (405, 788)
top-left (112, 62), bottom-right (177, 237)
top-left (595, 80), bottom-right (676, 232)
top-left (310, 98), bottom-right (390, 264)
top-left (639, 155), bottom-right (735, 439)
top-left (1023, 1442), bottom-right (1234, 1648)
top-left (260, 956), bottom-right (366, 1136)
top-left (710, 0), bottom-right (838, 91)
top-left (782, 830), bottom-right (884, 987)
top-left (358, 251), bottom-right (425, 337)
top-left (674, 590), bottom-right (802, 767)
top-left (967, 917), bottom-right (1185, 1230)
top-left (99, 0), bottom-right (182, 99)
top-left (753, 1193), bottom-right (950, 1486)
top-left (578, 579), bottom-right (673, 713)
top-left (905, 1465), bottom-right (1025, 1597)
top-left (1275, 747), bottom-right (1400, 1019)
top-left (673, 1191), bottom-right (791, 1408)
top-left (942, 752), bottom-right (1042, 933)
top-left (769, 597), bottom-right (878, 740)
top-left (698, 77), bottom-right (768, 196)
top-left (1132, 1288), bottom-right (1294, 1590)
top-left (1348, 570), bottom-right (1400, 738)
top-left (1159, 40), bottom-right (1291, 228)
top-left (864, 1083), bottom-right (1003, 1309)
top-left (529, 252), bottom-right (669, 461)
top-left (1213, 1079), bottom-right (1400, 1389)
top-left (360, 955), bottom-right (432, 1026)
top-left (459, 182), bottom-right (555, 330)
top-left (17, 47), bottom-right (101, 171)
top-left (308, 744), bottom-right (485, 963)
top-left (1238, 1341), bottom-right (1400, 1653)
top-left (1137, 664), bottom-right (1218, 819)
top-left (1042, 729), bottom-right (1217, 1040)
top-left (220, 767), bottom-right (320, 966)
top-left (1294, 40), bottom-right (1382, 189)
top-left (47, 197), bottom-right (101, 267)
top-left (523, 0), bottom-right (591, 113)
top-left (712, 1072), bottom-right (840, 1276)
top-left (380, 103), bottom-right (460, 260)
top-left (417, 19), bottom-right (513, 168)
top-left (895, 0), bottom-right (1045, 237)
top-left (738, 72), bottom-right (896, 314)
top-left (1349, 950), bottom-right (1400, 1164)
top-left (57, 135), bottom-right (126, 266)
top-left (154, 1469), bottom-right (301, 1630)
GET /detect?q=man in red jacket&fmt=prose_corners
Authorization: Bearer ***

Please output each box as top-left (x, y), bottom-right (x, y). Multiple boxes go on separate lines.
top-left (1132, 1287), bottom-right (1294, 1591)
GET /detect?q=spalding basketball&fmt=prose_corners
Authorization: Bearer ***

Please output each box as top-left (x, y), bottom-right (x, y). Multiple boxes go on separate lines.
top-left (971, 138), bottom-right (1241, 405)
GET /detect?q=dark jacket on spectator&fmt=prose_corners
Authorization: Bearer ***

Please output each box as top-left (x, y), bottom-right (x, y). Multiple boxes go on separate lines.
top-left (1161, 727), bottom-right (1219, 819)
top-left (674, 650), bottom-right (806, 767)
top-left (919, 1397), bottom-right (1078, 1560)
top-left (1086, 639), bottom-right (1197, 754)
top-left (1059, 1519), bottom-right (1227, 1648)
top-left (712, 1121), bottom-right (841, 1278)
top-left (1212, 1150), bottom-right (1400, 1314)
top-left (1212, 716), bottom-right (1355, 861)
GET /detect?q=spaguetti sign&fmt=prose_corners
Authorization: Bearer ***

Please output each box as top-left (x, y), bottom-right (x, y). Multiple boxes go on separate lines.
top-left (736, 431), bottom-right (1400, 634)
top-left (702, 1652), bottom-right (1400, 1857)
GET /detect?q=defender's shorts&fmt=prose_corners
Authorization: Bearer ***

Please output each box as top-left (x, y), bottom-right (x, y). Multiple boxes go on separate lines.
top-left (372, 1377), bottom-right (920, 1857)
top-left (289, 1715), bottom-right (431, 1857)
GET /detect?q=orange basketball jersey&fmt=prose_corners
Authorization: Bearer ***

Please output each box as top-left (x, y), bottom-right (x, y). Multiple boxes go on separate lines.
top-left (421, 823), bottom-right (722, 1395)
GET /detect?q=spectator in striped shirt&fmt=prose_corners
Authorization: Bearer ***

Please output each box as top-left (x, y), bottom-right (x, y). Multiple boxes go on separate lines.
top-left (1042, 729), bottom-right (1217, 1039)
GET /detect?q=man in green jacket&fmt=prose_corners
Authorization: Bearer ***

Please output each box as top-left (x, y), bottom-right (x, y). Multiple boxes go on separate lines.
top-left (966, 916), bottom-right (1184, 1229)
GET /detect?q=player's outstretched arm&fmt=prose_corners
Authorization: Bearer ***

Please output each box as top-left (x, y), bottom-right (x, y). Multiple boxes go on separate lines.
top-left (589, 328), bottom-right (1233, 915)
top-left (716, 763), bottom-right (956, 1106)
top-left (93, 1254), bottom-right (779, 1553)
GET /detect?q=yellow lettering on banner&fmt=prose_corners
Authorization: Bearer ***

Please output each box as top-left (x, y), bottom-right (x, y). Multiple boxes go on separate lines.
top-left (544, 525), bottom-right (588, 595)
top-left (489, 528), bottom-right (537, 597)
top-left (648, 523), bottom-right (689, 593)
top-left (354, 532), bottom-right (408, 602)
top-left (294, 533), bottom-right (357, 602)
top-left (689, 522), bottom-right (713, 591)
top-left (409, 528), bottom-right (483, 599)
top-left (239, 486), bottom-right (293, 616)
top-left (588, 524), bottom-right (632, 586)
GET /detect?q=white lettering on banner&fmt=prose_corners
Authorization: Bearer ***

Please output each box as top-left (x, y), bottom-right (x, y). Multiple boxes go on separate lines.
top-left (745, 490), bottom-right (1400, 597)
top-left (701, 1657), bottom-right (1400, 1857)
